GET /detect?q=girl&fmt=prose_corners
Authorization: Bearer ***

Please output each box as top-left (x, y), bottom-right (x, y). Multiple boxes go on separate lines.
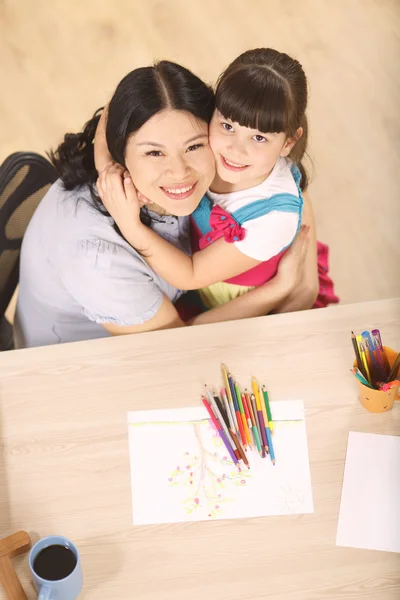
top-left (15, 60), bottom-right (310, 348)
top-left (98, 48), bottom-right (338, 311)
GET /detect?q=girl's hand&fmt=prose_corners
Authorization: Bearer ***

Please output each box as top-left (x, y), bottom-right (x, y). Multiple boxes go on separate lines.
top-left (96, 162), bottom-right (143, 235)
top-left (274, 224), bottom-right (310, 295)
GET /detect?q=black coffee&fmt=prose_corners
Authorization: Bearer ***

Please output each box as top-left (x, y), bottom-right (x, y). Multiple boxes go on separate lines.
top-left (33, 544), bottom-right (77, 581)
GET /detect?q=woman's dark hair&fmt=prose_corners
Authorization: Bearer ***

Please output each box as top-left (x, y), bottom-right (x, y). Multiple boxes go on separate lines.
top-left (215, 48), bottom-right (309, 190)
top-left (49, 60), bottom-right (215, 226)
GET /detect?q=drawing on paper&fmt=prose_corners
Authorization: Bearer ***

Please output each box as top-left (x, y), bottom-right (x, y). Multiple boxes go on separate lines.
top-left (167, 420), bottom-right (251, 518)
top-left (127, 403), bottom-right (314, 525)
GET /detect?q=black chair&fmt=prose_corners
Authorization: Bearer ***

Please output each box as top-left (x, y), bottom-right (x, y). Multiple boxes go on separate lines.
top-left (0, 152), bottom-right (57, 350)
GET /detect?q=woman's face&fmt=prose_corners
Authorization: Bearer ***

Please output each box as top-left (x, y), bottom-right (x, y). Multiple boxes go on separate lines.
top-left (125, 109), bottom-right (216, 216)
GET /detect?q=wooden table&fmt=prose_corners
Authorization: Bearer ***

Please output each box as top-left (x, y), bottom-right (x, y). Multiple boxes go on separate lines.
top-left (1, 299), bottom-right (399, 600)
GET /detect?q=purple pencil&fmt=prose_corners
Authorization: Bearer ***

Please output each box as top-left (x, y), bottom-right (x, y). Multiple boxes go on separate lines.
top-left (202, 397), bottom-right (241, 470)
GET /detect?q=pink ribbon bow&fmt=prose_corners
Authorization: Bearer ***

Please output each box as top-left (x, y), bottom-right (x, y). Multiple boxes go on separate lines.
top-left (199, 204), bottom-right (246, 250)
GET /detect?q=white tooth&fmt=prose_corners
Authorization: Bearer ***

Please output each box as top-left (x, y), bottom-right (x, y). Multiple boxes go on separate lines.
top-left (225, 158), bottom-right (245, 167)
top-left (164, 184), bottom-right (193, 194)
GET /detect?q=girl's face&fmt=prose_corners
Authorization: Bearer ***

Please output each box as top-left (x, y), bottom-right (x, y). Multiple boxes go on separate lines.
top-left (209, 109), bottom-right (297, 192)
top-left (125, 109), bottom-right (216, 216)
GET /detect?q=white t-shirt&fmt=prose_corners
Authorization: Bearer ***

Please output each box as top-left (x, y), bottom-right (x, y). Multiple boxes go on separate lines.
top-left (207, 157), bottom-right (300, 261)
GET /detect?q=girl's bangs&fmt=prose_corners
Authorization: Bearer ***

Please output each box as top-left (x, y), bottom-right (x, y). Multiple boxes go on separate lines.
top-left (215, 69), bottom-right (291, 134)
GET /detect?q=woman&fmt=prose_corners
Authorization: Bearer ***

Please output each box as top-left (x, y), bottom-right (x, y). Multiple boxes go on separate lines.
top-left (14, 61), bottom-right (312, 349)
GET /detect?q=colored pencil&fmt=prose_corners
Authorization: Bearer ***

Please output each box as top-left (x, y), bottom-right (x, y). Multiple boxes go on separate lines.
top-left (214, 393), bottom-right (229, 429)
top-left (250, 393), bottom-right (265, 457)
top-left (253, 378), bottom-right (269, 452)
top-left (222, 365), bottom-right (239, 433)
top-left (351, 367), bottom-right (373, 388)
top-left (205, 387), bottom-right (240, 461)
top-left (220, 389), bottom-right (248, 467)
top-left (262, 385), bottom-right (274, 433)
top-left (387, 352), bottom-right (400, 383)
top-left (252, 388), bottom-right (269, 453)
top-left (235, 382), bottom-right (251, 449)
top-left (242, 393), bottom-right (253, 431)
top-left (351, 331), bottom-right (365, 377)
top-left (202, 397), bottom-right (240, 469)
top-left (259, 385), bottom-right (269, 449)
top-left (371, 329), bottom-right (390, 375)
top-left (265, 426), bottom-right (276, 465)
top-left (221, 388), bottom-right (235, 431)
top-left (229, 375), bottom-right (247, 448)
top-left (245, 390), bottom-right (262, 455)
top-left (356, 336), bottom-right (371, 384)
top-left (241, 393), bottom-right (253, 449)
top-left (230, 429), bottom-right (249, 468)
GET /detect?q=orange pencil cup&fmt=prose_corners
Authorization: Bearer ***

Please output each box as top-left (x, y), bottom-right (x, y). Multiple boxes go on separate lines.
top-left (354, 347), bottom-right (399, 413)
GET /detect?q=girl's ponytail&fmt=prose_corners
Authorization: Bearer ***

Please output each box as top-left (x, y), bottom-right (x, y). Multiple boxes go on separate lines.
top-left (49, 108), bottom-right (103, 190)
top-left (289, 114), bottom-right (309, 191)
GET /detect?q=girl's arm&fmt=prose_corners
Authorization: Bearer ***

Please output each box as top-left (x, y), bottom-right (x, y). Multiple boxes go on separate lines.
top-left (190, 224), bottom-right (309, 324)
top-left (97, 164), bottom-right (261, 290)
top-left (94, 104), bottom-right (113, 173)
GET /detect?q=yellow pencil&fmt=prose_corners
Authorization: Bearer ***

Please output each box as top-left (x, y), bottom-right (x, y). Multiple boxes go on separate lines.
top-left (356, 336), bottom-right (371, 384)
top-left (253, 377), bottom-right (269, 452)
top-left (252, 377), bottom-right (261, 410)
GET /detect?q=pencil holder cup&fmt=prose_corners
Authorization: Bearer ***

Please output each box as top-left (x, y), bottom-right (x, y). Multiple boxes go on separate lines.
top-left (354, 347), bottom-right (399, 413)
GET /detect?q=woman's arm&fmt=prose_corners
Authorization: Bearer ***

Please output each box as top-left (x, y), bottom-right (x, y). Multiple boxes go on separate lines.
top-left (102, 224), bottom-right (310, 336)
top-left (272, 191), bottom-right (319, 313)
top-left (102, 294), bottom-right (185, 335)
top-left (94, 104), bottom-right (113, 173)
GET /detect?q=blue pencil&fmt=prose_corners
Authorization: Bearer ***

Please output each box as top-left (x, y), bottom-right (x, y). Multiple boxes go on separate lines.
top-left (228, 375), bottom-right (239, 412)
top-left (265, 426), bottom-right (275, 465)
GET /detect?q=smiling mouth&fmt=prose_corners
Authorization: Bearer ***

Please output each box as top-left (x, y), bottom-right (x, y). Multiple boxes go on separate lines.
top-left (221, 155), bottom-right (249, 172)
top-left (160, 182), bottom-right (198, 200)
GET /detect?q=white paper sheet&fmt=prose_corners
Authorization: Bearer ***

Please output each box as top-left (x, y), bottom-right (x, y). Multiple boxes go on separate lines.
top-left (127, 401), bottom-right (313, 525)
top-left (336, 432), bottom-right (400, 553)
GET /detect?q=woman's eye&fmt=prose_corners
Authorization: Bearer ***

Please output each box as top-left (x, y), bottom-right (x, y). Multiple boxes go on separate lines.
top-left (221, 122), bottom-right (234, 132)
top-left (254, 135), bottom-right (267, 143)
top-left (186, 143), bottom-right (204, 152)
top-left (146, 150), bottom-right (163, 157)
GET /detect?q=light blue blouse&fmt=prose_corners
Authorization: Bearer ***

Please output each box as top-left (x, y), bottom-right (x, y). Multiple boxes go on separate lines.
top-left (15, 180), bottom-right (190, 347)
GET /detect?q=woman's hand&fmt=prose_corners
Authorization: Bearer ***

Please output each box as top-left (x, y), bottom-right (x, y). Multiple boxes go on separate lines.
top-left (273, 224), bottom-right (310, 296)
top-left (97, 162), bottom-right (143, 236)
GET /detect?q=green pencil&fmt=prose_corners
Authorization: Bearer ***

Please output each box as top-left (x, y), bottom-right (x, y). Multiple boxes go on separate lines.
top-left (262, 386), bottom-right (274, 432)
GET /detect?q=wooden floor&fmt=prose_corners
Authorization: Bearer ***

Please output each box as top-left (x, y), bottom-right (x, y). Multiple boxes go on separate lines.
top-left (1, 0), bottom-right (399, 306)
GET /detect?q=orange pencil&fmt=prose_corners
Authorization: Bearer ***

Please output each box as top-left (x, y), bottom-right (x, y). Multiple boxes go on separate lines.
top-left (235, 381), bottom-right (251, 449)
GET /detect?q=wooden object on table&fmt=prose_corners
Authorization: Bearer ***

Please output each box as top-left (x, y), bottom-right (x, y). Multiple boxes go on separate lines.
top-left (0, 299), bottom-right (399, 600)
top-left (0, 532), bottom-right (31, 600)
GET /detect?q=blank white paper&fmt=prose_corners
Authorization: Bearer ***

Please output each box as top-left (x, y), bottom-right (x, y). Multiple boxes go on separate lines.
top-left (336, 431), bottom-right (400, 553)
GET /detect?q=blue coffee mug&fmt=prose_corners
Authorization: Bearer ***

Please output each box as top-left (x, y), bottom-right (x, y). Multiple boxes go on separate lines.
top-left (29, 536), bottom-right (83, 600)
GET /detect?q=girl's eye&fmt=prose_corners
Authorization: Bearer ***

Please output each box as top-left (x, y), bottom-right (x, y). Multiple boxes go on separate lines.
top-left (221, 122), bottom-right (234, 132)
top-left (253, 135), bottom-right (267, 143)
top-left (186, 143), bottom-right (204, 152)
top-left (146, 150), bottom-right (163, 157)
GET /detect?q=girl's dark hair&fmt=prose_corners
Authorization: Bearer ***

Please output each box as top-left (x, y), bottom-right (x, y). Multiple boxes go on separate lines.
top-left (49, 60), bottom-right (215, 226)
top-left (215, 48), bottom-right (309, 190)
